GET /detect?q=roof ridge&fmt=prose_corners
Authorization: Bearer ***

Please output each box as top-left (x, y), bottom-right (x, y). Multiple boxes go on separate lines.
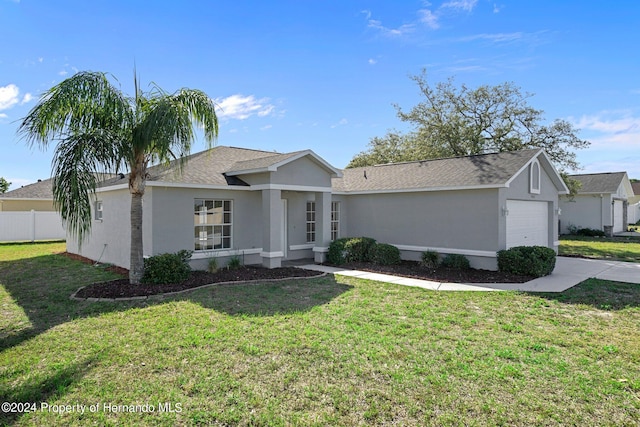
top-left (348, 148), bottom-right (539, 169)
top-left (570, 171), bottom-right (626, 177)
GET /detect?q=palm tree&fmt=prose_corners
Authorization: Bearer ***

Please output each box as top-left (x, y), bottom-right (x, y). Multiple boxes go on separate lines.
top-left (18, 71), bottom-right (218, 284)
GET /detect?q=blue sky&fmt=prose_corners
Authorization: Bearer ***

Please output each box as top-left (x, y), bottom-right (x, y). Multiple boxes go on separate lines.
top-left (1, 0), bottom-right (639, 191)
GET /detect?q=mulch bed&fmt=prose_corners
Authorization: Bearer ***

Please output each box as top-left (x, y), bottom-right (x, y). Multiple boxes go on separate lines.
top-left (73, 267), bottom-right (323, 299)
top-left (338, 260), bottom-right (533, 284)
top-left (65, 252), bottom-right (532, 299)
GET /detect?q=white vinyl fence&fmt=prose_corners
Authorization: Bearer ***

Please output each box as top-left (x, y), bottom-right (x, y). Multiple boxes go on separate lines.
top-left (0, 211), bottom-right (66, 242)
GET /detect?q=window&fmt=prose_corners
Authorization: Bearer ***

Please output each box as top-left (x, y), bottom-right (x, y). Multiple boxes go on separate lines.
top-left (306, 201), bottom-right (316, 243)
top-left (194, 199), bottom-right (232, 251)
top-left (94, 201), bottom-right (103, 220)
top-left (331, 201), bottom-right (340, 241)
top-left (530, 160), bottom-right (541, 194)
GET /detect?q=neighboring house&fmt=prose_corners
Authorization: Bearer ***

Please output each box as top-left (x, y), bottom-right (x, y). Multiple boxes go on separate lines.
top-left (559, 172), bottom-right (634, 235)
top-left (67, 146), bottom-right (568, 271)
top-left (0, 178), bottom-right (55, 211)
top-left (628, 181), bottom-right (640, 224)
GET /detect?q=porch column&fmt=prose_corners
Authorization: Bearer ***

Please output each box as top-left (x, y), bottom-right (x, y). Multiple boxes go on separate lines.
top-left (261, 188), bottom-right (283, 268)
top-left (313, 191), bottom-right (332, 263)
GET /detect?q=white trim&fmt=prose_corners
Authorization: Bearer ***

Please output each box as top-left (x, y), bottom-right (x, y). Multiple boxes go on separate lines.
top-left (312, 246), bottom-right (329, 253)
top-left (553, 240), bottom-right (560, 246)
top-left (260, 251), bottom-right (284, 258)
top-left (290, 243), bottom-right (315, 251)
top-left (191, 248), bottom-right (262, 260)
top-left (251, 184), bottom-right (332, 192)
top-left (331, 183), bottom-right (504, 196)
top-left (392, 244), bottom-right (496, 258)
top-left (529, 159), bottom-right (541, 194)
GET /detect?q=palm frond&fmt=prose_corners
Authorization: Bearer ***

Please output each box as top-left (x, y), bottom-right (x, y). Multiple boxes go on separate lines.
top-left (18, 72), bottom-right (133, 149)
top-left (51, 128), bottom-right (123, 244)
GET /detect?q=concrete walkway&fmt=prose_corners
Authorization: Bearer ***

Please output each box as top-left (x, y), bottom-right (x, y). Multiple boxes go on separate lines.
top-left (299, 257), bottom-right (640, 293)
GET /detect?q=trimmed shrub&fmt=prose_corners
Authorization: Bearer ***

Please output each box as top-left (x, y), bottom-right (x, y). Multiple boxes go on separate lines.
top-left (576, 227), bottom-right (606, 237)
top-left (372, 243), bottom-right (401, 265)
top-left (497, 246), bottom-right (556, 278)
top-left (441, 253), bottom-right (470, 270)
top-left (327, 238), bottom-right (349, 265)
top-left (421, 250), bottom-right (439, 268)
top-left (344, 237), bottom-right (377, 262)
top-left (143, 250), bottom-right (192, 284)
top-left (327, 237), bottom-right (377, 265)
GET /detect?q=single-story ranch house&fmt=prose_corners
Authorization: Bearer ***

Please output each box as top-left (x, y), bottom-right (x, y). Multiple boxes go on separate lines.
top-left (0, 178), bottom-right (56, 212)
top-left (559, 172), bottom-right (633, 235)
top-left (67, 146), bottom-right (569, 271)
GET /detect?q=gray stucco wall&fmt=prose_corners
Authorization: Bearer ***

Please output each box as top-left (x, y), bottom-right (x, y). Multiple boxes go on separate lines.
top-left (342, 189), bottom-right (500, 250)
top-left (559, 194), bottom-right (612, 233)
top-left (151, 187), bottom-right (264, 269)
top-left (67, 187), bottom-right (153, 269)
top-left (272, 157), bottom-right (333, 188)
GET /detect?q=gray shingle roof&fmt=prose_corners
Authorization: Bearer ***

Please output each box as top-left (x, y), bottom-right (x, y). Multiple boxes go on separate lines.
top-left (99, 146), bottom-right (288, 188)
top-left (631, 181), bottom-right (640, 196)
top-left (332, 149), bottom-right (541, 192)
top-left (568, 172), bottom-right (626, 194)
top-left (0, 178), bottom-right (53, 199)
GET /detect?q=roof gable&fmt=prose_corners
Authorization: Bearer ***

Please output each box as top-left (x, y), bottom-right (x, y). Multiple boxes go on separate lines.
top-left (333, 149), bottom-right (567, 193)
top-left (569, 172), bottom-right (631, 195)
top-left (225, 150), bottom-right (342, 178)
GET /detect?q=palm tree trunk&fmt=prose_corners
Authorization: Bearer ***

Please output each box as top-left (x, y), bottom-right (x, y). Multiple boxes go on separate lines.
top-left (129, 158), bottom-right (146, 285)
top-left (129, 191), bottom-right (144, 284)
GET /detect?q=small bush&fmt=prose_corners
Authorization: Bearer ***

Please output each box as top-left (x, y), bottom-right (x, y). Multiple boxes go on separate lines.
top-left (327, 237), bottom-right (377, 265)
top-left (421, 250), bottom-right (439, 268)
top-left (576, 227), bottom-right (606, 237)
top-left (227, 255), bottom-right (242, 270)
top-left (344, 237), bottom-right (377, 262)
top-left (497, 246), bottom-right (556, 278)
top-left (441, 253), bottom-right (470, 270)
top-left (207, 257), bottom-right (219, 273)
top-left (371, 243), bottom-right (401, 265)
top-left (327, 238), bottom-right (349, 265)
top-left (143, 250), bottom-right (192, 284)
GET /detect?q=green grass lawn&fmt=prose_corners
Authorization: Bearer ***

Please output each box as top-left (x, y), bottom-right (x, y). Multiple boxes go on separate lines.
top-left (559, 235), bottom-right (640, 262)
top-left (1, 242), bottom-right (639, 426)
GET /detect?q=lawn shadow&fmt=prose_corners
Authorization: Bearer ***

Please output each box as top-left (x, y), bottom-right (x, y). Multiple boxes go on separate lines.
top-left (0, 252), bottom-right (351, 351)
top-left (0, 356), bottom-right (96, 425)
top-left (172, 275), bottom-right (353, 316)
top-left (528, 279), bottom-right (640, 311)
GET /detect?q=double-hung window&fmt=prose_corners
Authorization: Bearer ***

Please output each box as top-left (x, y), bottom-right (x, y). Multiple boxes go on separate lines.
top-left (306, 201), bottom-right (316, 243)
top-left (94, 201), bottom-right (103, 221)
top-left (194, 199), bottom-right (232, 250)
top-left (331, 201), bottom-right (340, 241)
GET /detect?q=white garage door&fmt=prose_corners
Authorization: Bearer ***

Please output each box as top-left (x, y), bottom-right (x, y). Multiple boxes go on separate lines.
top-left (506, 200), bottom-right (549, 248)
top-left (613, 200), bottom-right (624, 233)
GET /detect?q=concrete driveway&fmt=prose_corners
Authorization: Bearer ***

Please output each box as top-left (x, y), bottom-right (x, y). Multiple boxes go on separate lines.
top-left (301, 257), bottom-right (640, 293)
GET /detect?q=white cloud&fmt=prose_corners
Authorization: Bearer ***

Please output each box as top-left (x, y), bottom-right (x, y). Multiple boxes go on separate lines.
top-left (0, 113), bottom-right (8, 119)
top-left (0, 84), bottom-right (20, 110)
top-left (331, 118), bottom-right (348, 128)
top-left (367, 19), bottom-right (415, 37)
top-left (458, 32), bottom-right (524, 43)
top-left (368, 58), bottom-right (377, 65)
top-left (418, 9), bottom-right (439, 29)
top-left (442, 0), bottom-right (478, 12)
top-left (214, 94), bottom-right (277, 120)
top-left (58, 70), bottom-right (68, 76)
top-left (260, 124), bottom-right (272, 131)
top-left (493, 3), bottom-right (503, 13)
top-left (21, 93), bottom-right (33, 104)
top-left (38, 57), bottom-right (43, 63)
top-left (571, 111), bottom-right (640, 150)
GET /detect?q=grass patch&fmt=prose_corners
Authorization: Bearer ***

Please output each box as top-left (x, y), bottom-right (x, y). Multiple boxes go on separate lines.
top-left (559, 235), bottom-right (640, 262)
top-left (1, 243), bottom-right (640, 425)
